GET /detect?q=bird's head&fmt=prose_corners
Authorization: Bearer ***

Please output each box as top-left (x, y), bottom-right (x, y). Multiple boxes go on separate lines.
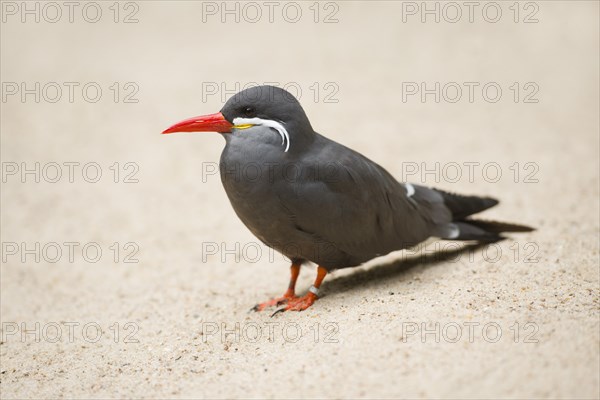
top-left (162, 85), bottom-right (313, 152)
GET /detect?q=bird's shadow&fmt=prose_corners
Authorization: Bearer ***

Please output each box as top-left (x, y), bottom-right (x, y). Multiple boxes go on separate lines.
top-left (322, 242), bottom-right (488, 296)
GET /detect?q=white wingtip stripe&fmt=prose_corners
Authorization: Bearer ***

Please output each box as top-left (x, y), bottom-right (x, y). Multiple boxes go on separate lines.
top-left (405, 183), bottom-right (415, 197)
top-left (446, 223), bottom-right (460, 239)
top-left (232, 117), bottom-right (290, 152)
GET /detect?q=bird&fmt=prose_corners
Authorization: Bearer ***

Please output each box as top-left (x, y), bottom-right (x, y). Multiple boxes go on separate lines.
top-left (162, 85), bottom-right (533, 313)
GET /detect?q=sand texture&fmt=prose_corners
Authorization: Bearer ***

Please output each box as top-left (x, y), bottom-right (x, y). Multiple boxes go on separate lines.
top-left (1, 2), bottom-right (599, 399)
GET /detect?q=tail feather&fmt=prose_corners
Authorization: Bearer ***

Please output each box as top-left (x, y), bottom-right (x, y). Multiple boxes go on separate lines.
top-left (452, 221), bottom-right (504, 242)
top-left (461, 219), bottom-right (535, 233)
top-left (435, 189), bottom-right (499, 220)
top-left (449, 219), bottom-right (535, 242)
top-left (433, 188), bottom-right (535, 242)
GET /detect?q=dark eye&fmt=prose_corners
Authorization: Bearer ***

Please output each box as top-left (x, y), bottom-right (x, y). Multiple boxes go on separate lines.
top-left (243, 106), bottom-right (254, 115)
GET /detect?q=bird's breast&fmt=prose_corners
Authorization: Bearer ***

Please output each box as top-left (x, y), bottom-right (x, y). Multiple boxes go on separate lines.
top-left (219, 130), bottom-right (301, 243)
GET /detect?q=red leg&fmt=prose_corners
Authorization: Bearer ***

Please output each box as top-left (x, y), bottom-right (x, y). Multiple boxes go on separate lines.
top-left (278, 266), bottom-right (328, 313)
top-left (252, 263), bottom-right (301, 311)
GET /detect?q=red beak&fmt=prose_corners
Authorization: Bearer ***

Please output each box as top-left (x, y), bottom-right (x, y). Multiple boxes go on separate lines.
top-left (162, 112), bottom-right (233, 134)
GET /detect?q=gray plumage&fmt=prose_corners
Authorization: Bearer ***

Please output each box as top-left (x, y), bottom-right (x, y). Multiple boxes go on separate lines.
top-left (218, 86), bottom-right (532, 271)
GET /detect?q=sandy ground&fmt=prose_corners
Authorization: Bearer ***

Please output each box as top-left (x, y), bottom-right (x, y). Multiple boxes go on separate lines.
top-left (1, 1), bottom-right (599, 399)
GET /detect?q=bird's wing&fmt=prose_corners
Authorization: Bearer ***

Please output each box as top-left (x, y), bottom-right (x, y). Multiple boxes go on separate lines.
top-left (276, 137), bottom-right (450, 265)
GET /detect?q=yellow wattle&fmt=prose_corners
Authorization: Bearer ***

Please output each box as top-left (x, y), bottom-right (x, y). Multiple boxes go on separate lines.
top-left (233, 124), bottom-right (253, 130)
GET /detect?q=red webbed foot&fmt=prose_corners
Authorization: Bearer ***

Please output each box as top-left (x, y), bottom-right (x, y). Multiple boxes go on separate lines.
top-left (251, 292), bottom-right (297, 312)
